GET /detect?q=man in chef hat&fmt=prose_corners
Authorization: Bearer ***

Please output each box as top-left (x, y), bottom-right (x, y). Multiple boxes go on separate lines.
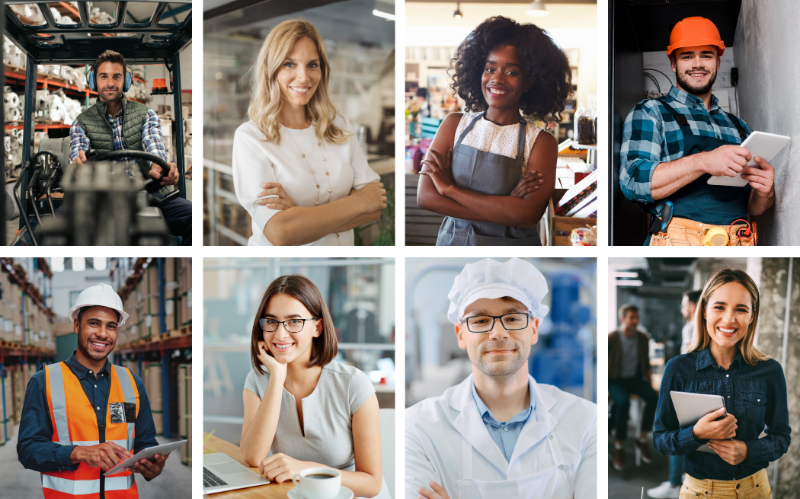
top-left (405, 258), bottom-right (596, 499)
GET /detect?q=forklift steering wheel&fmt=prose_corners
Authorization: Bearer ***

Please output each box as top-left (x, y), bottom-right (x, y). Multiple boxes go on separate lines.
top-left (86, 149), bottom-right (180, 197)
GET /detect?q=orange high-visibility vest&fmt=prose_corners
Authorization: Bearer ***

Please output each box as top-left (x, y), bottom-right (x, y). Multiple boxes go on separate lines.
top-left (42, 362), bottom-right (140, 499)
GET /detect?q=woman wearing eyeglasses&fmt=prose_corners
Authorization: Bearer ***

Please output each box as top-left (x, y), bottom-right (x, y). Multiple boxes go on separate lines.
top-left (240, 274), bottom-right (388, 498)
top-left (652, 268), bottom-right (791, 499)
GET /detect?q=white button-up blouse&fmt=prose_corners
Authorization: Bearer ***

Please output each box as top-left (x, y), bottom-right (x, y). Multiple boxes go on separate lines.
top-left (232, 115), bottom-right (380, 246)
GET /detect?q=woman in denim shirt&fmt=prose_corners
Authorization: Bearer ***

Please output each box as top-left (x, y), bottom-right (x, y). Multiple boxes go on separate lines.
top-left (653, 268), bottom-right (790, 499)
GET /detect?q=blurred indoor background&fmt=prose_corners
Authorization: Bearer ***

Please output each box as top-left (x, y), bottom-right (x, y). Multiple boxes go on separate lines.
top-left (405, 257), bottom-right (597, 408)
top-left (203, 257), bottom-right (396, 496)
top-left (608, 257), bottom-right (800, 499)
top-left (203, 0), bottom-right (396, 246)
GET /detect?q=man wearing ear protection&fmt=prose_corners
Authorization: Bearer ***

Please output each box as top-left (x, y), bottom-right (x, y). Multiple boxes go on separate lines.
top-left (68, 50), bottom-right (192, 245)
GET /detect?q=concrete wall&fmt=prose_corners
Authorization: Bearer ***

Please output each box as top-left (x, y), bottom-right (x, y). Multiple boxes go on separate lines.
top-left (754, 258), bottom-right (800, 495)
top-left (734, 1), bottom-right (800, 246)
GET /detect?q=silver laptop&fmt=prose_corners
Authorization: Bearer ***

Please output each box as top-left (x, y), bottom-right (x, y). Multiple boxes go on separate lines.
top-left (203, 452), bottom-right (270, 494)
top-left (670, 391), bottom-right (727, 453)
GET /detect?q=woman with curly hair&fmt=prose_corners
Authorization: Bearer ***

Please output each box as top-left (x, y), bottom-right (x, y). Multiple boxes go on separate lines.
top-left (232, 19), bottom-right (387, 246)
top-left (417, 16), bottom-right (572, 246)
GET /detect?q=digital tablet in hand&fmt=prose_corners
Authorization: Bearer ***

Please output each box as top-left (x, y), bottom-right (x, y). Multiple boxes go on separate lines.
top-left (708, 131), bottom-right (791, 187)
top-left (670, 391), bottom-right (726, 453)
top-left (104, 440), bottom-right (187, 476)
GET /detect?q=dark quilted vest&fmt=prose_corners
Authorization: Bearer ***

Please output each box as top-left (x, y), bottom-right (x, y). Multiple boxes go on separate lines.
top-left (76, 96), bottom-right (172, 195)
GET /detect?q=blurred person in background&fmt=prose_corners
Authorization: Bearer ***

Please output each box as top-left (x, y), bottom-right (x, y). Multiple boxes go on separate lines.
top-left (232, 20), bottom-right (387, 246)
top-left (406, 258), bottom-right (597, 499)
top-left (609, 304), bottom-right (658, 471)
top-left (647, 289), bottom-right (701, 498)
top-left (239, 274), bottom-right (390, 498)
top-left (653, 269), bottom-right (790, 499)
top-left (417, 16), bottom-right (571, 246)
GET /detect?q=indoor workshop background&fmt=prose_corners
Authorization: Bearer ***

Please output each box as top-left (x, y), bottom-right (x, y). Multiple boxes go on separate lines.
top-left (0, 257), bottom-right (192, 499)
top-left (608, 257), bottom-right (800, 498)
top-left (610, 0), bottom-right (800, 246)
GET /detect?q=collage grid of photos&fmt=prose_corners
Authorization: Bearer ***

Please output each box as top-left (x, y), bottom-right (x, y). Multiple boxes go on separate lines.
top-left (1, 1), bottom-right (799, 499)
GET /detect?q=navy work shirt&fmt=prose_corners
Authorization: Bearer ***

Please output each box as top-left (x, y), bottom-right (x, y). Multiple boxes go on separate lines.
top-left (653, 348), bottom-right (791, 480)
top-left (16, 353), bottom-right (159, 474)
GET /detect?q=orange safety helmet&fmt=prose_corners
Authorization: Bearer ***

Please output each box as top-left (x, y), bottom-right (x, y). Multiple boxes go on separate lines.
top-left (666, 17), bottom-right (725, 58)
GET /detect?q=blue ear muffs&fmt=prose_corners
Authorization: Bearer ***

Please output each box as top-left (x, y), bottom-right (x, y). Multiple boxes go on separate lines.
top-left (87, 65), bottom-right (133, 93)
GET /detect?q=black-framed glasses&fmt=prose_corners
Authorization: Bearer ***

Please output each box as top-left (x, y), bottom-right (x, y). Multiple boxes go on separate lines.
top-left (259, 317), bottom-right (317, 333)
top-left (462, 312), bottom-right (532, 333)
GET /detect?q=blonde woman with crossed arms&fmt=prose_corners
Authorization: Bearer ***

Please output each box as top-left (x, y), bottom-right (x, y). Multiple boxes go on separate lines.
top-left (232, 19), bottom-right (387, 246)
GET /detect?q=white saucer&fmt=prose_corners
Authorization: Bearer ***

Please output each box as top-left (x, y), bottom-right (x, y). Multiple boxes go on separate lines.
top-left (287, 486), bottom-right (355, 499)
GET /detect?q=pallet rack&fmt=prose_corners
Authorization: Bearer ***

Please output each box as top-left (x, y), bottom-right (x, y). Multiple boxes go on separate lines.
top-left (113, 257), bottom-right (191, 440)
top-left (0, 257), bottom-right (55, 443)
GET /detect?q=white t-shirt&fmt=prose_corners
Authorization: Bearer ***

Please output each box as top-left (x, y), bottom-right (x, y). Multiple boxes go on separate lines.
top-left (232, 115), bottom-right (380, 246)
top-left (454, 112), bottom-right (543, 169)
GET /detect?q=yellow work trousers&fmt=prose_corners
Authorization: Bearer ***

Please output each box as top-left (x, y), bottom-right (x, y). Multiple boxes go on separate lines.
top-left (680, 469), bottom-right (771, 499)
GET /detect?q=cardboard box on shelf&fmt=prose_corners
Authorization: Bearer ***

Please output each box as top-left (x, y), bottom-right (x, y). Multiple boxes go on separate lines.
top-left (178, 364), bottom-right (191, 465)
top-left (143, 362), bottom-right (163, 435)
top-left (180, 90), bottom-right (192, 104)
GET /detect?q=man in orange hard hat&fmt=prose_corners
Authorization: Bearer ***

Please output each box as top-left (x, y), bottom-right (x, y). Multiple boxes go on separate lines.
top-left (17, 283), bottom-right (170, 498)
top-left (619, 17), bottom-right (776, 246)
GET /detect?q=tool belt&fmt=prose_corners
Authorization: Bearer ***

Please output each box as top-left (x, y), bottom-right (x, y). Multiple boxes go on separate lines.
top-left (649, 217), bottom-right (757, 246)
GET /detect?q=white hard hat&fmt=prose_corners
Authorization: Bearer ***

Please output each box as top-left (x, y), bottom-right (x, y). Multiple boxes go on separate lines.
top-left (68, 283), bottom-right (129, 325)
top-left (447, 257), bottom-right (550, 325)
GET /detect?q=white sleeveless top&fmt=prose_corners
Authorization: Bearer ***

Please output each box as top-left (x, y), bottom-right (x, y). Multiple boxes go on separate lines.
top-left (454, 112), bottom-right (543, 170)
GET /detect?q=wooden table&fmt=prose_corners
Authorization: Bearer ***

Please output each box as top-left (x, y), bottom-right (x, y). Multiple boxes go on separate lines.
top-left (203, 432), bottom-right (294, 498)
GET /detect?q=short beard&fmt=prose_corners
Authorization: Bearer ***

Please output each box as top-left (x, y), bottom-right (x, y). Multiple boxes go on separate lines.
top-left (77, 325), bottom-right (113, 362)
top-left (471, 341), bottom-right (528, 385)
top-left (676, 68), bottom-right (718, 96)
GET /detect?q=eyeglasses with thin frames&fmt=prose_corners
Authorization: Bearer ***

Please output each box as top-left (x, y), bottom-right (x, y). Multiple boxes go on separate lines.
top-left (461, 312), bottom-right (533, 333)
top-left (259, 317), bottom-right (317, 333)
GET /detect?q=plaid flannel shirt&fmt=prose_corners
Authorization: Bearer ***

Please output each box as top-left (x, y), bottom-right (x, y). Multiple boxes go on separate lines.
top-left (619, 86), bottom-right (753, 211)
top-left (69, 106), bottom-right (168, 178)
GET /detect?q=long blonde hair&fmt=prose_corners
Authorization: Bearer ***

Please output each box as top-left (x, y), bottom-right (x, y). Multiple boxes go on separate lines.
top-left (689, 268), bottom-right (770, 365)
top-left (248, 19), bottom-right (348, 145)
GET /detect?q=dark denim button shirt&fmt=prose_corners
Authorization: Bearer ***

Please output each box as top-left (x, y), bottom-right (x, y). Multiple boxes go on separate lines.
top-left (653, 348), bottom-right (791, 480)
top-left (16, 353), bottom-right (159, 474)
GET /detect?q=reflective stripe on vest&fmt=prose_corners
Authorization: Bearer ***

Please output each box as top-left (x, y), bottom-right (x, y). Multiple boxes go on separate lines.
top-left (42, 362), bottom-right (140, 499)
top-left (43, 474), bottom-right (134, 495)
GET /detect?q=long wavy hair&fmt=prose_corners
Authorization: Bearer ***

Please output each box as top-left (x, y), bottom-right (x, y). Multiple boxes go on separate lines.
top-left (689, 268), bottom-right (770, 365)
top-left (247, 19), bottom-right (348, 145)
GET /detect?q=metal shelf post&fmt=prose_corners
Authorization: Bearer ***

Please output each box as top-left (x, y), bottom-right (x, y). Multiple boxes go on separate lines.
top-left (161, 348), bottom-right (171, 439)
top-left (1, 359), bottom-right (6, 442)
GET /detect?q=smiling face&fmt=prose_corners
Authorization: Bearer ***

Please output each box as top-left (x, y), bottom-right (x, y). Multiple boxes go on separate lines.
top-left (261, 293), bottom-right (321, 365)
top-left (455, 297), bottom-right (537, 380)
top-left (75, 306), bottom-right (118, 362)
top-left (95, 61), bottom-right (125, 104)
top-left (671, 45), bottom-right (719, 96)
top-left (703, 282), bottom-right (754, 352)
top-left (275, 36), bottom-right (322, 110)
top-left (481, 44), bottom-right (528, 111)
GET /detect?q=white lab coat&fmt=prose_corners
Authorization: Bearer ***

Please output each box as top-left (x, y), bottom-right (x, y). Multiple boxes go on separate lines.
top-left (405, 374), bottom-right (597, 499)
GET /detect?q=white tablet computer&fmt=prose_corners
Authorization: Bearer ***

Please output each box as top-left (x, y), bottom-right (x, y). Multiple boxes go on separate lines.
top-left (670, 391), bottom-right (726, 453)
top-left (708, 131), bottom-right (791, 187)
top-left (104, 440), bottom-right (187, 476)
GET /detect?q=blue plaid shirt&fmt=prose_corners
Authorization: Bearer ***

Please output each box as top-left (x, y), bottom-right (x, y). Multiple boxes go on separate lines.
top-left (69, 104), bottom-right (169, 177)
top-left (653, 348), bottom-right (791, 481)
top-left (619, 86), bottom-right (753, 209)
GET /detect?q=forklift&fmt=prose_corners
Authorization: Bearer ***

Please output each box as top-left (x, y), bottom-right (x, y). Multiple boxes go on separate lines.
top-left (3, 1), bottom-right (191, 245)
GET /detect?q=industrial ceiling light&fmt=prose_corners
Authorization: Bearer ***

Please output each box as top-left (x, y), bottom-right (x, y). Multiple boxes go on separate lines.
top-left (453, 2), bottom-right (463, 19)
top-left (526, 0), bottom-right (549, 17)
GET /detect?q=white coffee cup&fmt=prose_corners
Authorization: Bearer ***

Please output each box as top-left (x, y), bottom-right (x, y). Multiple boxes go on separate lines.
top-left (292, 467), bottom-right (341, 499)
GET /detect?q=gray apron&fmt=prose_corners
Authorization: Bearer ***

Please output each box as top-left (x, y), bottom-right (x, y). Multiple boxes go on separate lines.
top-left (436, 112), bottom-right (541, 246)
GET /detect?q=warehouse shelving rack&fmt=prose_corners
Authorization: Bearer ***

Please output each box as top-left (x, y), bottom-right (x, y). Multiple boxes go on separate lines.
top-left (3, 1), bottom-right (192, 237)
top-left (114, 257), bottom-right (191, 439)
top-left (0, 258), bottom-right (55, 443)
